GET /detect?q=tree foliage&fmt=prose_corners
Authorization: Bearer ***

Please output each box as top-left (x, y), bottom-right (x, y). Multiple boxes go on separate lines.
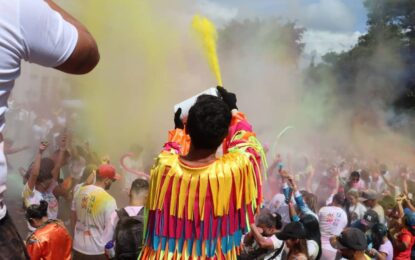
top-left (307, 0), bottom-right (415, 112)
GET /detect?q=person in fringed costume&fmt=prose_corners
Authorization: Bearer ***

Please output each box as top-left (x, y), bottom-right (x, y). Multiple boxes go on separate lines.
top-left (140, 87), bottom-right (267, 259)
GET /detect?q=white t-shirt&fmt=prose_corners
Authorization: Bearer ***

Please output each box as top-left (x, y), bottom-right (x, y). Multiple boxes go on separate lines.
top-left (263, 236), bottom-right (284, 260)
top-left (0, 0), bottom-right (78, 217)
top-left (22, 182), bottom-right (59, 219)
top-left (379, 239), bottom-right (393, 260)
top-left (307, 240), bottom-right (319, 260)
top-left (349, 202), bottom-right (367, 223)
top-left (318, 206), bottom-right (348, 252)
top-left (372, 204), bottom-right (385, 224)
top-left (73, 185), bottom-right (117, 255)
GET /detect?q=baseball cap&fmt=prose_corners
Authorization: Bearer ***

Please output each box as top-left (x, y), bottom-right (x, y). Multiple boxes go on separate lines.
top-left (276, 221), bottom-right (306, 240)
top-left (360, 209), bottom-right (379, 228)
top-left (330, 227), bottom-right (367, 251)
top-left (97, 164), bottom-right (121, 180)
top-left (359, 189), bottom-right (380, 201)
top-left (404, 209), bottom-right (415, 226)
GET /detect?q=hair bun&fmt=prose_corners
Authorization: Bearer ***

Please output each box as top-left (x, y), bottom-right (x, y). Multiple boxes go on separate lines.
top-left (39, 200), bottom-right (48, 213)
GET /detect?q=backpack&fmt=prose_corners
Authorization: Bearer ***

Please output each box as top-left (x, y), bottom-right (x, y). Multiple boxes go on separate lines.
top-left (114, 207), bottom-right (144, 260)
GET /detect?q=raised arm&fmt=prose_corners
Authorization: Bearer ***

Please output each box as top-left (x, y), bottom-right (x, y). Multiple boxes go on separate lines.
top-left (51, 133), bottom-right (68, 181)
top-left (163, 108), bottom-right (191, 155)
top-left (27, 142), bottom-right (48, 191)
top-left (218, 87), bottom-right (266, 168)
top-left (44, 0), bottom-right (99, 74)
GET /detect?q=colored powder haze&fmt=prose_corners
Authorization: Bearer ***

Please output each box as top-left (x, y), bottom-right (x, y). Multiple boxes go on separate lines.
top-left (5, 0), bottom-right (415, 226)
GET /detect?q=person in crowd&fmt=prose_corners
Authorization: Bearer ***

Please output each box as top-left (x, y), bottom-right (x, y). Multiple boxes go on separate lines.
top-left (316, 164), bottom-right (340, 208)
top-left (72, 164), bottom-right (119, 259)
top-left (140, 87), bottom-right (266, 259)
top-left (268, 193), bottom-right (291, 227)
top-left (319, 192), bottom-right (348, 259)
top-left (241, 209), bottom-right (284, 260)
top-left (330, 227), bottom-right (370, 260)
top-left (367, 167), bottom-right (386, 194)
top-left (346, 189), bottom-right (367, 224)
top-left (300, 214), bottom-right (322, 260)
top-left (283, 173), bottom-right (318, 220)
top-left (390, 198), bottom-right (415, 260)
top-left (25, 200), bottom-right (72, 260)
top-left (284, 174), bottom-right (321, 259)
top-left (22, 138), bottom-right (69, 224)
top-left (360, 189), bottom-right (385, 224)
top-left (70, 164), bottom-right (97, 233)
top-left (0, 0), bottom-right (98, 253)
top-left (351, 209), bottom-right (380, 246)
top-left (276, 221), bottom-right (309, 260)
top-left (109, 178), bottom-right (149, 260)
top-left (367, 223), bottom-right (393, 260)
top-left (120, 144), bottom-right (147, 192)
top-left (344, 171), bottom-right (366, 193)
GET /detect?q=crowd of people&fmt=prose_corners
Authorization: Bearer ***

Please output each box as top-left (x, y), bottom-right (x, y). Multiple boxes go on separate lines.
top-left (2, 0), bottom-right (415, 260)
top-left (255, 159), bottom-right (415, 260)
top-left (5, 74), bottom-right (415, 260)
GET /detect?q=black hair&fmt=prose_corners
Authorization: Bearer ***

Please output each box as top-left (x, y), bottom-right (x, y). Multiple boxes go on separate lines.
top-left (350, 171), bottom-right (360, 178)
top-left (301, 214), bottom-right (322, 260)
top-left (36, 158), bottom-right (55, 183)
top-left (131, 178), bottom-right (149, 195)
top-left (25, 200), bottom-right (48, 223)
top-left (257, 210), bottom-right (283, 230)
top-left (371, 223), bottom-right (387, 250)
top-left (186, 95), bottom-right (231, 150)
top-left (79, 164), bottom-right (97, 183)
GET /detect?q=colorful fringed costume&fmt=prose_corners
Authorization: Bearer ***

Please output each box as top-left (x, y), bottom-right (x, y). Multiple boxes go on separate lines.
top-left (140, 111), bottom-right (266, 259)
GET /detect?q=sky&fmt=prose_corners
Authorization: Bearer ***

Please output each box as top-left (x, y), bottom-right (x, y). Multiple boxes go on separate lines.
top-left (197, 0), bottom-right (368, 63)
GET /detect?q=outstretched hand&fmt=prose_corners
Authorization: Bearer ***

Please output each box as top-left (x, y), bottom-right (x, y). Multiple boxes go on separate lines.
top-left (217, 86), bottom-right (237, 110)
top-left (39, 141), bottom-right (49, 153)
top-left (59, 133), bottom-right (68, 151)
top-left (174, 108), bottom-right (184, 129)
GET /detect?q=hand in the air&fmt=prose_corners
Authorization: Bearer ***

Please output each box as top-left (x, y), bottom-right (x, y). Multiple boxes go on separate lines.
top-left (174, 108), bottom-right (184, 129)
top-left (217, 86), bottom-right (237, 110)
top-left (39, 141), bottom-right (49, 153)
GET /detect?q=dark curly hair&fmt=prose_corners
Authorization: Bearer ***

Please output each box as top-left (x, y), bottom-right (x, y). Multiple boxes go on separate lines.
top-left (186, 95), bottom-right (231, 150)
top-left (25, 200), bottom-right (48, 223)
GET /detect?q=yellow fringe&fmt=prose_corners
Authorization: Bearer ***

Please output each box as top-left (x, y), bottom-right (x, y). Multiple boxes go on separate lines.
top-left (148, 150), bottom-right (260, 218)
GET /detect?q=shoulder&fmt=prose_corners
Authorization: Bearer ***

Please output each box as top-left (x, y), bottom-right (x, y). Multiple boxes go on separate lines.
top-left (379, 239), bottom-right (393, 253)
top-left (307, 239), bottom-right (319, 258)
top-left (221, 152), bottom-right (250, 166)
top-left (270, 235), bottom-right (283, 249)
top-left (26, 233), bottom-right (40, 245)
